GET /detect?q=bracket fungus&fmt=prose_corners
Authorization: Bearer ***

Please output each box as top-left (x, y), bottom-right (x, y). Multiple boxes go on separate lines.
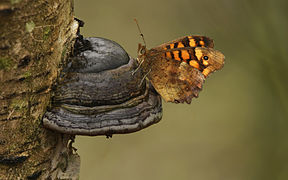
top-left (43, 37), bottom-right (162, 137)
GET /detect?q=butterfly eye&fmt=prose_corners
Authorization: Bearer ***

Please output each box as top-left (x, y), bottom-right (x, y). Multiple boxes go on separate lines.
top-left (140, 48), bottom-right (146, 55)
top-left (203, 56), bottom-right (209, 60)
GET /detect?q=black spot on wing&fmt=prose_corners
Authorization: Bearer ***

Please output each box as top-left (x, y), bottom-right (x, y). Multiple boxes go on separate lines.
top-left (171, 51), bottom-right (175, 59)
top-left (190, 47), bottom-right (197, 60)
top-left (182, 37), bottom-right (190, 47)
top-left (193, 36), bottom-right (201, 46)
top-left (174, 42), bottom-right (178, 48)
top-left (202, 37), bottom-right (214, 48)
top-left (178, 50), bottom-right (183, 60)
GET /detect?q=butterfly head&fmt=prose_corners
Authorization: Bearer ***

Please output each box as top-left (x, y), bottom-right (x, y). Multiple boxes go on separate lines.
top-left (138, 43), bottom-right (147, 55)
top-left (137, 43), bottom-right (148, 62)
top-left (194, 47), bottom-right (225, 77)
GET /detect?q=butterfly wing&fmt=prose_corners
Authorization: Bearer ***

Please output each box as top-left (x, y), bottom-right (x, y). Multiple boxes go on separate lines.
top-left (153, 35), bottom-right (214, 50)
top-left (140, 35), bottom-right (224, 104)
top-left (147, 50), bottom-right (205, 103)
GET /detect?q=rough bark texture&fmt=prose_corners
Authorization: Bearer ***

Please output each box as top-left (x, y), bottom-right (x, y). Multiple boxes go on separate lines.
top-left (0, 0), bottom-right (79, 179)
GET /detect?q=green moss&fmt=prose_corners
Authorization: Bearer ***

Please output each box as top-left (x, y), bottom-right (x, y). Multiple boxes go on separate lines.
top-left (0, 57), bottom-right (13, 70)
top-left (61, 47), bottom-right (67, 61)
top-left (10, 99), bottom-right (26, 111)
top-left (25, 21), bottom-right (35, 33)
top-left (23, 71), bottom-right (32, 79)
top-left (10, 0), bottom-right (21, 4)
top-left (43, 26), bottom-right (51, 40)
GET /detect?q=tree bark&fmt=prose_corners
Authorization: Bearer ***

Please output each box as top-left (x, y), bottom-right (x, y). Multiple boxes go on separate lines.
top-left (0, 0), bottom-right (79, 179)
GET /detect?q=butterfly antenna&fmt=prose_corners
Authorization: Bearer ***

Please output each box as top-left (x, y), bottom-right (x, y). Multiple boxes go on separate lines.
top-left (134, 18), bottom-right (146, 46)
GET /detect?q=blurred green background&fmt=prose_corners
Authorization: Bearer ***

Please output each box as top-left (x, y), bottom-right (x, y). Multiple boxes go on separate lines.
top-left (74, 0), bottom-right (288, 179)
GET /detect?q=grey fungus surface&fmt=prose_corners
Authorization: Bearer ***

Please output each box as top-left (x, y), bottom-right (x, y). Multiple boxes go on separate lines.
top-left (43, 37), bottom-right (162, 136)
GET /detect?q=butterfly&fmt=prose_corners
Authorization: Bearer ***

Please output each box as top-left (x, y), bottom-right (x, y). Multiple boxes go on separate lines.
top-left (136, 35), bottom-right (225, 104)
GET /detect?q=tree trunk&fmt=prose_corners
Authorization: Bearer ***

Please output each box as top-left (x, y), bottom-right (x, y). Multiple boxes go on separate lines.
top-left (0, 0), bottom-right (80, 179)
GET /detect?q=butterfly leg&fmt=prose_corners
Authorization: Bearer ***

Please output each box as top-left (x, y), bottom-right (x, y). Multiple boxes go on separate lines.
top-left (132, 58), bottom-right (145, 76)
top-left (138, 68), bottom-right (151, 87)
